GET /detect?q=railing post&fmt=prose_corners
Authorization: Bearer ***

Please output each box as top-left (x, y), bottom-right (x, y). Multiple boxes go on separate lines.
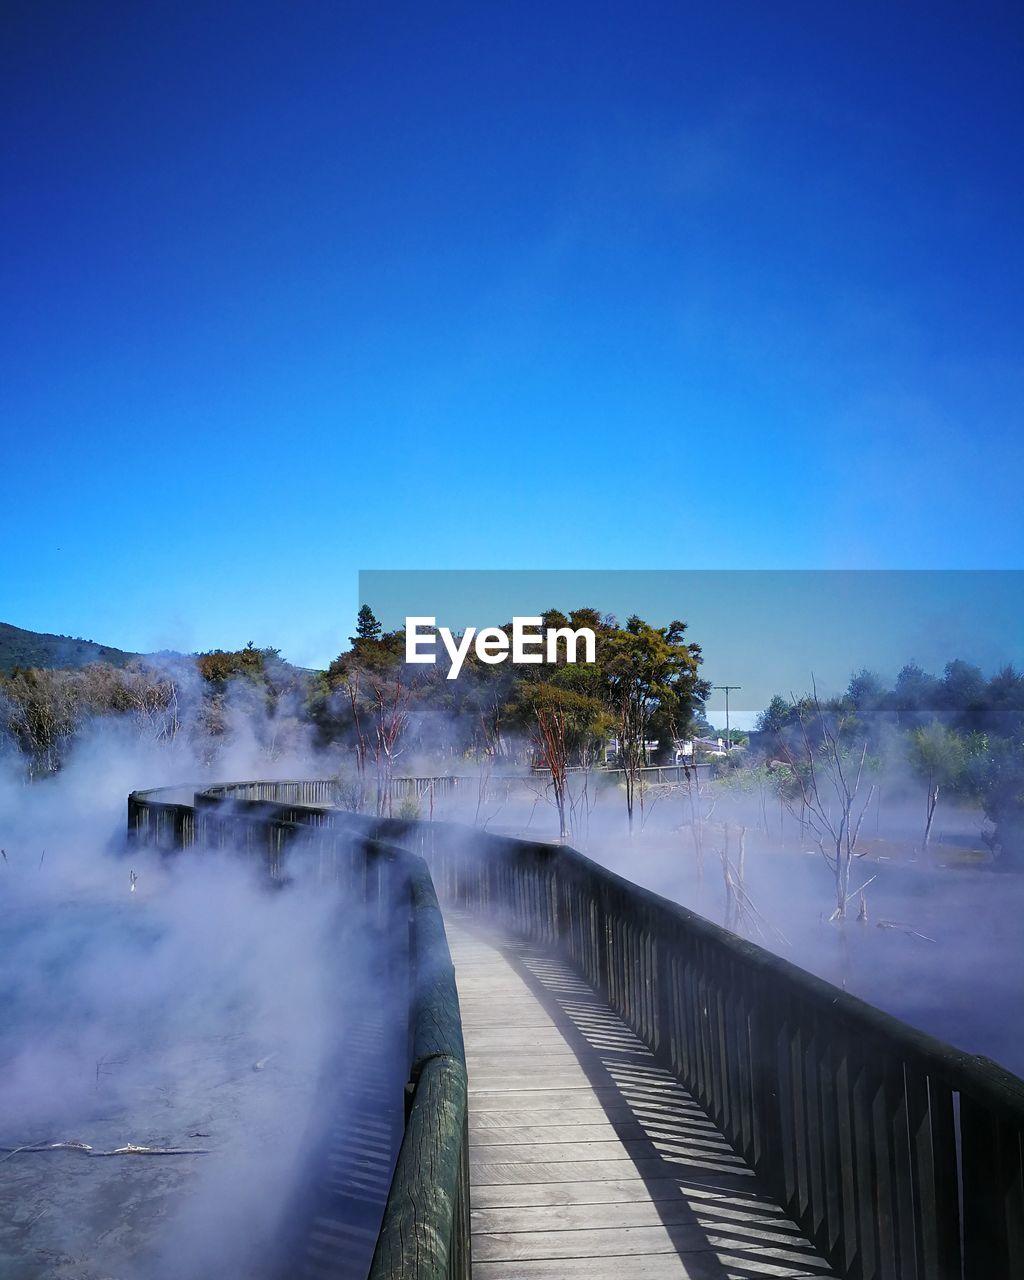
top-left (554, 864), bottom-right (569, 948)
top-left (595, 879), bottom-right (610, 999)
top-left (961, 1095), bottom-right (1024, 1279)
top-left (654, 932), bottom-right (673, 1070)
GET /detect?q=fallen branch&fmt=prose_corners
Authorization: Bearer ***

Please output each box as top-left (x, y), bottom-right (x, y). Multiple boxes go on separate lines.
top-left (1, 1140), bottom-right (210, 1161)
top-left (876, 920), bottom-right (937, 944)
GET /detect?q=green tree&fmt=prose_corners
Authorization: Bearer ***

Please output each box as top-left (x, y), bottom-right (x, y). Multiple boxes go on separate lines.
top-left (907, 723), bottom-right (967, 850)
top-left (353, 605), bottom-right (382, 643)
top-left (844, 669), bottom-right (887, 717)
top-left (891, 662), bottom-right (941, 729)
top-left (980, 665), bottom-right (1024, 738)
top-left (196, 642), bottom-right (279, 684)
top-left (526, 682), bottom-right (606, 839)
top-left (940, 659), bottom-right (987, 732)
top-left (981, 739), bottom-right (1024, 871)
top-left (601, 616), bottom-right (706, 832)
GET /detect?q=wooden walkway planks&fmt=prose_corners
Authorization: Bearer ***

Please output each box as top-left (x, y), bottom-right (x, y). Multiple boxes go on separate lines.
top-left (446, 917), bottom-right (836, 1280)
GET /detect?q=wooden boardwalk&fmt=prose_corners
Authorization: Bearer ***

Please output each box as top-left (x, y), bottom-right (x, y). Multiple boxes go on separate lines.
top-left (447, 917), bottom-right (836, 1280)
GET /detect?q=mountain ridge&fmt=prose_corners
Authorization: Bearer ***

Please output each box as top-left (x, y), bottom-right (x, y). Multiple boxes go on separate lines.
top-left (0, 621), bottom-right (143, 675)
top-left (0, 621), bottom-right (321, 677)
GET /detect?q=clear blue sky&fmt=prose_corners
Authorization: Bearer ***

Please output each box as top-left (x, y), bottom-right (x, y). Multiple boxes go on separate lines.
top-left (2, 2), bottom-right (1022, 668)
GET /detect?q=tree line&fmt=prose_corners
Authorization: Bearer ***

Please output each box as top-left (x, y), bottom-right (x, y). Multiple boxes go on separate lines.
top-left (0, 643), bottom-right (307, 776)
top-left (746, 660), bottom-right (1024, 894)
top-left (6, 614), bottom-right (1021, 887)
top-left (0, 607), bottom-right (710, 839)
top-left (311, 606), bottom-right (709, 834)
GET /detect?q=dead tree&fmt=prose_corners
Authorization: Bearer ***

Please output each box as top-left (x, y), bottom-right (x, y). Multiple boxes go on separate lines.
top-left (368, 667), bottom-right (412, 818)
top-left (341, 669), bottom-right (370, 811)
top-left (528, 684), bottom-right (605, 843)
top-left (713, 822), bottom-right (788, 945)
top-left (683, 758), bottom-right (715, 888)
top-left (533, 702), bottom-right (571, 841)
top-left (783, 686), bottom-right (877, 921)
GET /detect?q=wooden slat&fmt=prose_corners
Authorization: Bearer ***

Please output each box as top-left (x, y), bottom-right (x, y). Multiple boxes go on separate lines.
top-left (472, 1254), bottom-right (825, 1279)
top-left (472, 1199), bottom-right (805, 1234)
top-left (474, 1222), bottom-right (725, 1260)
top-left (446, 918), bottom-right (836, 1280)
top-left (470, 1122), bottom-right (726, 1147)
top-left (471, 1178), bottom-right (799, 1211)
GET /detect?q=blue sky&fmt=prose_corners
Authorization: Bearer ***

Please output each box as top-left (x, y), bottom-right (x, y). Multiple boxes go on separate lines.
top-left (1, 2), bottom-right (1022, 668)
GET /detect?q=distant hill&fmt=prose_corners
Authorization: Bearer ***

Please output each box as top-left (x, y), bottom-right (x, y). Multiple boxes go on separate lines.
top-left (0, 621), bottom-right (139, 675)
top-left (0, 622), bottom-right (318, 678)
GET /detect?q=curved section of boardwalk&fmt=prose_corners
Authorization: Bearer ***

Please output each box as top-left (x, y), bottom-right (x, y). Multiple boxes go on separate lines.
top-left (448, 917), bottom-right (836, 1280)
top-left (126, 784), bottom-right (1024, 1278)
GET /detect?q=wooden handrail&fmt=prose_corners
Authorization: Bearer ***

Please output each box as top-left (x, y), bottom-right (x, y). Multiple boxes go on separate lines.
top-left (128, 781), bottom-right (1024, 1280)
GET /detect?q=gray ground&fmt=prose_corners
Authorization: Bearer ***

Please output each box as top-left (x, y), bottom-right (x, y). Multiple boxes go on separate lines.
top-left (0, 873), bottom-right (374, 1280)
top-left (1, 1018), bottom-right (320, 1279)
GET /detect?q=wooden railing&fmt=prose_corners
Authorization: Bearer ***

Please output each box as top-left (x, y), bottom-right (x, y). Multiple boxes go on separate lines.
top-left (128, 781), bottom-right (1024, 1280)
top-left (127, 786), bottom-right (471, 1280)
top-left (186, 765), bottom-right (714, 814)
top-left (375, 817), bottom-right (1024, 1280)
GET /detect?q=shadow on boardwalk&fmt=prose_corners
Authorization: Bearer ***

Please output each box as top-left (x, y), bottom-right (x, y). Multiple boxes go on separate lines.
top-left (451, 915), bottom-right (836, 1280)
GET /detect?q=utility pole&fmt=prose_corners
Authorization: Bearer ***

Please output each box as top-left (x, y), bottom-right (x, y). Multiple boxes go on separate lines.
top-left (713, 685), bottom-right (742, 751)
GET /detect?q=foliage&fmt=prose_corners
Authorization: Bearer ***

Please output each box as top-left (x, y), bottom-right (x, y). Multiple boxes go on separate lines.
top-left (313, 605), bottom-right (709, 828)
top-left (755, 695), bottom-right (791, 739)
top-left (745, 660), bottom-right (1024, 871)
top-left (980, 738), bottom-right (1024, 870)
top-left (907, 723), bottom-right (976, 850)
top-left (196, 641), bottom-right (280, 684)
top-left (0, 640), bottom-right (310, 777)
top-left (520, 681), bottom-right (607, 839)
top-left (354, 605), bottom-right (383, 642)
top-left (600, 616), bottom-right (708, 830)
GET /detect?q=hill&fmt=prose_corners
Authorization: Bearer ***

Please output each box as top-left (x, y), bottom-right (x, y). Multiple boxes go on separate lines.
top-left (0, 621), bottom-right (139, 675)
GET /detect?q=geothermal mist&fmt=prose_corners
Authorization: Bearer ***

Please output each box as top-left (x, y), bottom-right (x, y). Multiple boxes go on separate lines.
top-left (437, 767), bottom-right (1024, 1076)
top-left (4, 678), bottom-right (1023, 1275)
top-left (0, 725), bottom-right (398, 1280)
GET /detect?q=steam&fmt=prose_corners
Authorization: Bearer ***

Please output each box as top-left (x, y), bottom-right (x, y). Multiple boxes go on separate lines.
top-left (429, 766), bottom-right (1024, 1075)
top-left (0, 724), bottom-right (397, 1280)
top-left (3, 656), bottom-right (1022, 1276)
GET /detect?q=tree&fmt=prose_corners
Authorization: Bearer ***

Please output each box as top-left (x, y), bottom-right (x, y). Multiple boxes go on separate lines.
top-left (841, 669), bottom-right (888, 744)
top-left (781, 685), bottom-right (876, 920)
top-left (844, 669), bottom-right (887, 717)
top-left (940, 659), bottom-right (987, 732)
top-left (326, 626), bottom-right (415, 815)
top-left (367, 662), bottom-right (413, 817)
top-left (601, 616), bottom-right (707, 833)
top-left (196, 643), bottom-right (278, 685)
top-left (526, 682), bottom-right (606, 840)
top-left (353, 605), bottom-right (382, 644)
top-left (981, 739), bottom-right (1024, 871)
top-left (2, 668), bottom-right (81, 774)
top-left (891, 662), bottom-right (941, 729)
top-left (980, 665), bottom-right (1024, 738)
top-left (755, 696), bottom-right (790, 740)
top-left (907, 723), bottom-right (967, 851)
